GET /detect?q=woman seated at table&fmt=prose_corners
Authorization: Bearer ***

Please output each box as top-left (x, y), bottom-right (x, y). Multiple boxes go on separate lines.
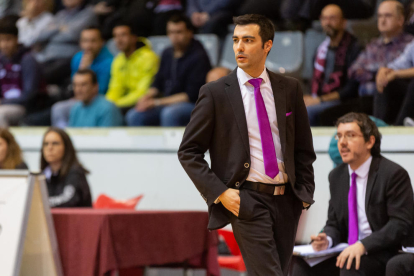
top-left (41, 127), bottom-right (92, 208)
top-left (0, 128), bottom-right (28, 170)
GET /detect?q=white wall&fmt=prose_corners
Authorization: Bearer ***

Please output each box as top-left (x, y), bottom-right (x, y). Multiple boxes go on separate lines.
top-left (10, 127), bottom-right (414, 243)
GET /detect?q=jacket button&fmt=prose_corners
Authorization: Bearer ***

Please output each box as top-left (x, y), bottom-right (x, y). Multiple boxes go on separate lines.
top-left (235, 182), bottom-right (240, 187)
top-left (244, 163), bottom-right (250, 168)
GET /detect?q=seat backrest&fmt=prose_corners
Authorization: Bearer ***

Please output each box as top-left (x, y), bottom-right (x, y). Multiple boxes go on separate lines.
top-left (194, 34), bottom-right (219, 66)
top-left (217, 229), bottom-right (241, 256)
top-left (301, 29), bottom-right (326, 80)
top-left (266, 31), bottom-right (304, 78)
top-left (148, 36), bottom-right (171, 57)
top-left (94, 194), bottom-right (143, 209)
top-left (148, 34), bottom-right (219, 66)
top-left (219, 33), bottom-right (238, 70)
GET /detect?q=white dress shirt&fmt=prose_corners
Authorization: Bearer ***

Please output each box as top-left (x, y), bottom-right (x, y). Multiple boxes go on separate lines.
top-left (327, 156), bottom-right (373, 248)
top-left (17, 12), bottom-right (53, 47)
top-left (236, 67), bottom-right (287, 184)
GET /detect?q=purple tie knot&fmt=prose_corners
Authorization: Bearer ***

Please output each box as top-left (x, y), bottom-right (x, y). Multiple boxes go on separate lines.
top-left (248, 78), bottom-right (263, 89)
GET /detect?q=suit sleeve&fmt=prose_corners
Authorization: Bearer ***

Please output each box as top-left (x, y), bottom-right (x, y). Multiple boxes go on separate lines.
top-left (323, 171), bottom-right (343, 247)
top-left (294, 80), bottom-right (316, 204)
top-left (360, 167), bottom-right (414, 253)
top-left (178, 84), bottom-right (228, 207)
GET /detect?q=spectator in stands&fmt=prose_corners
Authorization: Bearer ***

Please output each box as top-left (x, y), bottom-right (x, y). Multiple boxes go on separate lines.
top-left (186, 0), bottom-right (237, 38)
top-left (152, 0), bottom-right (183, 36)
top-left (0, 15), bottom-right (45, 127)
top-left (126, 14), bottom-right (211, 127)
top-left (319, 0), bottom-right (413, 126)
top-left (105, 22), bottom-right (159, 113)
top-left (91, 0), bottom-right (154, 40)
top-left (41, 127), bottom-right (92, 207)
top-left (350, 1), bottom-right (412, 98)
top-left (305, 4), bottom-right (361, 126)
top-left (0, 0), bottom-right (22, 18)
top-left (51, 27), bottom-right (113, 128)
top-left (291, 112), bottom-right (414, 276)
top-left (283, 0), bottom-right (376, 22)
top-left (0, 128), bottom-right (28, 170)
top-left (17, 0), bottom-right (54, 48)
top-left (375, 38), bottom-right (414, 125)
top-left (206, 67), bottom-right (231, 83)
top-left (236, 0), bottom-right (281, 25)
top-left (69, 69), bottom-right (122, 127)
top-left (33, 0), bottom-right (97, 85)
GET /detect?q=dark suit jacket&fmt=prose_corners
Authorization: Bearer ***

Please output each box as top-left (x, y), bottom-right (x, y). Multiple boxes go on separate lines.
top-left (178, 68), bottom-right (316, 230)
top-left (324, 155), bottom-right (414, 254)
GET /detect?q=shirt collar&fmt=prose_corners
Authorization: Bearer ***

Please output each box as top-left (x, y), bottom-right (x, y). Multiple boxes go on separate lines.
top-left (237, 66), bottom-right (269, 86)
top-left (348, 155), bottom-right (373, 179)
top-left (380, 32), bottom-right (405, 45)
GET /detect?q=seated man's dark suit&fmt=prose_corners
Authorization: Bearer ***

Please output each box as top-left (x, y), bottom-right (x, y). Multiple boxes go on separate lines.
top-left (292, 155), bottom-right (413, 276)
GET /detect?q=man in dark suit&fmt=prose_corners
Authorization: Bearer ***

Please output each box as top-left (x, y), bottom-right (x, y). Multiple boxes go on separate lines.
top-left (178, 14), bottom-right (316, 276)
top-left (291, 112), bottom-right (414, 276)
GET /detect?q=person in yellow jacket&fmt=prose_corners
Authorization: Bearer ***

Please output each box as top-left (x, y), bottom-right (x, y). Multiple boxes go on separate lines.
top-left (106, 22), bottom-right (159, 112)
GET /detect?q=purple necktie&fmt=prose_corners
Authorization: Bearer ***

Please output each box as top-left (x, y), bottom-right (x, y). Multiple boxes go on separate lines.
top-left (348, 172), bottom-right (358, 245)
top-left (248, 78), bottom-right (279, 179)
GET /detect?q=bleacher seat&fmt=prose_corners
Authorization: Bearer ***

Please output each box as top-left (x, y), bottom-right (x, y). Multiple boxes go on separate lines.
top-left (106, 38), bottom-right (119, 56)
top-left (302, 29), bottom-right (326, 81)
top-left (219, 33), bottom-right (237, 70)
top-left (266, 31), bottom-right (304, 78)
top-left (148, 34), bottom-right (220, 66)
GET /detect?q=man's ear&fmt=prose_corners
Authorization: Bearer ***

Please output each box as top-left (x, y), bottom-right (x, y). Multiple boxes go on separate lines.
top-left (366, 135), bottom-right (375, 150)
top-left (265, 40), bottom-right (273, 54)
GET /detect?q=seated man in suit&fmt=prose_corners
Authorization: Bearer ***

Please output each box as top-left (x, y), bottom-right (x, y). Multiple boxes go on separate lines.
top-left (291, 112), bottom-right (414, 276)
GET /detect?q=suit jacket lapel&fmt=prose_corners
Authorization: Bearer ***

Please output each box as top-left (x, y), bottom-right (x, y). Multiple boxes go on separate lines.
top-left (267, 70), bottom-right (286, 153)
top-left (341, 166), bottom-right (350, 231)
top-left (365, 156), bottom-right (381, 213)
top-left (225, 69), bottom-right (250, 156)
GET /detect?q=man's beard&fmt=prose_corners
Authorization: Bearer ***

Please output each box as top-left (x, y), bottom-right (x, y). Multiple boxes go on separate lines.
top-left (324, 26), bottom-right (340, 38)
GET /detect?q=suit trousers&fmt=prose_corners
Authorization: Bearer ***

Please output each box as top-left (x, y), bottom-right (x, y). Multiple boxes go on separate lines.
top-left (386, 254), bottom-right (414, 276)
top-left (230, 184), bottom-right (303, 276)
top-left (291, 250), bottom-right (394, 276)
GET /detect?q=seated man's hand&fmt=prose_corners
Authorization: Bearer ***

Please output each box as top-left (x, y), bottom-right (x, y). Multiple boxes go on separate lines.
top-left (218, 188), bottom-right (240, 217)
top-left (376, 67), bottom-right (393, 93)
top-left (303, 95), bottom-right (321, 107)
top-left (311, 233), bottom-right (329, 252)
top-left (336, 242), bottom-right (366, 270)
top-left (135, 96), bottom-right (155, 112)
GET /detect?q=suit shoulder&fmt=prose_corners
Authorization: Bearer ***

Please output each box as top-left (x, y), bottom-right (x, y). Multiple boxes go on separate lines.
top-left (268, 70), bottom-right (300, 86)
top-left (378, 156), bottom-right (408, 175)
top-left (200, 74), bottom-right (230, 93)
top-left (329, 163), bottom-right (348, 180)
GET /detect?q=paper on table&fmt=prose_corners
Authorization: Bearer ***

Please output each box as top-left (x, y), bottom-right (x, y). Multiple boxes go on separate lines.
top-left (293, 243), bottom-right (348, 267)
top-left (402, 247), bottom-right (414, 253)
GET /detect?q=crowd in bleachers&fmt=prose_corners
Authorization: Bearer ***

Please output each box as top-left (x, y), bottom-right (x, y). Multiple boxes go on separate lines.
top-left (0, 0), bottom-right (413, 128)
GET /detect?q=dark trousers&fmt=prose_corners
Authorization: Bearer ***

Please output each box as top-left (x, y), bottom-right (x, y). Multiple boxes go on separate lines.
top-left (292, 0), bottom-right (375, 20)
top-left (319, 97), bottom-right (374, 126)
top-left (41, 58), bottom-right (72, 86)
top-left (291, 250), bottom-right (394, 276)
top-left (230, 184), bottom-right (303, 276)
top-left (386, 254), bottom-right (414, 276)
top-left (374, 79), bottom-right (414, 125)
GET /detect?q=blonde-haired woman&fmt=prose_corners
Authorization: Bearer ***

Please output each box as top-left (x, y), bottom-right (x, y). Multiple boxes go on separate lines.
top-left (17, 0), bottom-right (54, 47)
top-left (0, 128), bottom-right (28, 169)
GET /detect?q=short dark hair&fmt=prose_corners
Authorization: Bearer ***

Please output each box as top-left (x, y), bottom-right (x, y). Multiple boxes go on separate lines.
top-left (233, 14), bottom-right (275, 47)
top-left (113, 21), bottom-right (138, 36)
top-left (0, 15), bottom-right (19, 36)
top-left (336, 112), bottom-right (381, 156)
top-left (82, 26), bottom-right (103, 39)
top-left (75, 69), bottom-right (98, 85)
top-left (167, 13), bottom-right (194, 32)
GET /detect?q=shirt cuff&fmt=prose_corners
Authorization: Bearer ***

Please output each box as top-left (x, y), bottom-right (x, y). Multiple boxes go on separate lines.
top-left (327, 236), bottom-right (333, 249)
